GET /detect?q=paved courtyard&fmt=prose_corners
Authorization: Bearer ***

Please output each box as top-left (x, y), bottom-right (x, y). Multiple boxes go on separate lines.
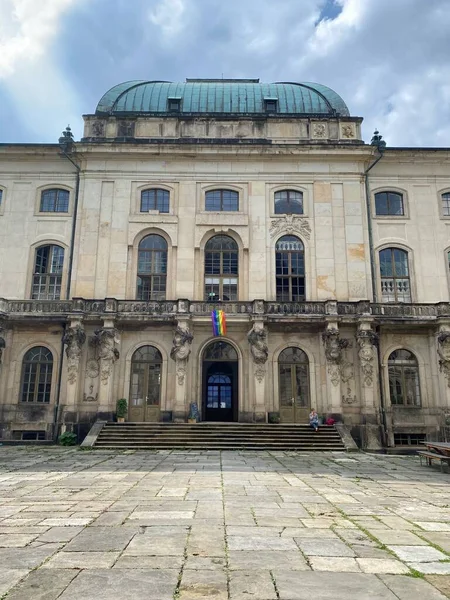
top-left (0, 448), bottom-right (448, 599)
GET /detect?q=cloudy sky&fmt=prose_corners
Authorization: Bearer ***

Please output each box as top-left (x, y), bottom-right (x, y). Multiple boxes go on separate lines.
top-left (1, 0), bottom-right (450, 146)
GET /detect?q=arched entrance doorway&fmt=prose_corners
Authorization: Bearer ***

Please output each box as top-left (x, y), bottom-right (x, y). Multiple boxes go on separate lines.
top-left (278, 347), bottom-right (310, 423)
top-left (129, 346), bottom-right (162, 422)
top-left (202, 341), bottom-right (238, 422)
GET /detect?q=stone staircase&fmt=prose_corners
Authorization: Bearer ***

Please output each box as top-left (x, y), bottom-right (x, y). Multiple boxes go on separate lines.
top-left (89, 422), bottom-right (347, 451)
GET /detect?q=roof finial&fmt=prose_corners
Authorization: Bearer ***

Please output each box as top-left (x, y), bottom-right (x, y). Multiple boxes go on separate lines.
top-left (58, 125), bottom-right (75, 153)
top-left (371, 129), bottom-right (386, 152)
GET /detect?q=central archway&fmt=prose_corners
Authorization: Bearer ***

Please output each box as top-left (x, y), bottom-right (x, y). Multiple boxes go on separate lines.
top-left (202, 340), bottom-right (238, 422)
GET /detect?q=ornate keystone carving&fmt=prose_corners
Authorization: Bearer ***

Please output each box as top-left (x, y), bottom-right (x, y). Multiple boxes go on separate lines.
top-left (269, 215), bottom-right (311, 240)
top-left (356, 329), bottom-right (378, 386)
top-left (322, 328), bottom-right (350, 387)
top-left (437, 331), bottom-right (450, 387)
top-left (170, 325), bottom-right (193, 385)
top-left (62, 325), bottom-right (86, 384)
top-left (90, 328), bottom-right (120, 385)
top-left (248, 324), bottom-right (268, 382)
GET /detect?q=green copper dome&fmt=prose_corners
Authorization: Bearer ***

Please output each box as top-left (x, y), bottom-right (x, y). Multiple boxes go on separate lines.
top-left (95, 79), bottom-right (350, 117)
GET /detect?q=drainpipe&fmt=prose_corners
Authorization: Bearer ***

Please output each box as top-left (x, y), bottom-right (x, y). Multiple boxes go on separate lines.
top-left (364, 130), bottom-right (386, 303)
top-left (53, 126), bottom-right (81, 441)
top-left (364, 130), bottom-right (388, 447)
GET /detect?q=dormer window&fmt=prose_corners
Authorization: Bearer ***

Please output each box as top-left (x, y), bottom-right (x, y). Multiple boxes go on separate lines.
top-left (264, 98), bottom-right (278, 113)
top-left (168, 97), bottom-right (181, 113)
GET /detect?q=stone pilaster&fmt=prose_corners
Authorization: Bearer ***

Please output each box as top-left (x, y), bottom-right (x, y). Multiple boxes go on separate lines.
top-left (91, 320), bottom-right (120, 417)
top-left (62, 319), bottom-right (86, 414)
top-left (170, 311), bottom-right (193, 422)
top-left (248, 319), bottom-right (269, 422)
top-left (322, 320), bottom-right (345, 415)
top-left (356, 321), bottom-right (382, 450)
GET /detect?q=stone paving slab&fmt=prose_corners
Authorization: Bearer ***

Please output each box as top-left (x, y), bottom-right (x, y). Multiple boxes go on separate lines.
top-left (0, 448), bottom-right (449, 599)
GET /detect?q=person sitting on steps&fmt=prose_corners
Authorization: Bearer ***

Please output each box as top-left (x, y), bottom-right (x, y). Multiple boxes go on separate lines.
top-left (309, 408), bottom-right (319, 432)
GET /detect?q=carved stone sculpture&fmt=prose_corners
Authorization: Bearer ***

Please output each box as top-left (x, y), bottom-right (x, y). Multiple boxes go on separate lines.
top-left (356, 329), bottom-right (379, 386)
top-left (91, 328), bottom-right (120, 385)
top-left (269, 215), bottom-right (311, 239)
top-left (248, 324), bottom-right (268, 382)
top-left (322, 328), bottom-right (349, 387)
top-left (437, 331), bottom-right (450, 387)
top-left (170, 325), bottom-right (193, 385)
top-left (62, 325), bottom-right (86, 384)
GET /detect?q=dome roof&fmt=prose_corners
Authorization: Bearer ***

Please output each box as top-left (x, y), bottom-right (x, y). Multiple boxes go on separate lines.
top-left (95, 79), bottom-right (350, 117)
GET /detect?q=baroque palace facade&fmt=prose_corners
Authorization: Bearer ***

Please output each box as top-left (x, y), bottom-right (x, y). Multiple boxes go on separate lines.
top-left (1, 78), bottom-right (450, 448)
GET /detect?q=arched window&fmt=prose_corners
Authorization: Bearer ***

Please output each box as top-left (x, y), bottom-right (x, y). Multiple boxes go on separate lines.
top-left (20, 347), bottom-right (53, 403)
top-left (379, 248), bottom-right (411, 302)
top-left (40, 189), bottom-right (69, 213)
top-left (441, 192), bottom-right (450, 217)
top-left (204, 235), bottom-right (238, 301)
top-left (32, 245), bottom-right (64, 300)
top-left (279, 348), bottom-right (310, 423)
top-left (275, 235), bottom-right (305, 301)
top-left (205, 190), bottom-right (239, 212)
top-left (140, 189), bottom-right (170, 213)
top-left (137, 235), bottom-right (168, 300)
top-left (388, 350), bottom-right (421, 406)
top-left (203, 341), bottom-right (238, 361)
top-left (375, 191), bottom-right (404, 216)
top-left (274, 190), bottom-right (303, 215)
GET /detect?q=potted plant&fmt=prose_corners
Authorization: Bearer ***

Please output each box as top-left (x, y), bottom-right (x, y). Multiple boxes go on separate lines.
top-left (268, 412), bottom-right (281, 424)
top-left (116, 398), bottom-right (128, 423)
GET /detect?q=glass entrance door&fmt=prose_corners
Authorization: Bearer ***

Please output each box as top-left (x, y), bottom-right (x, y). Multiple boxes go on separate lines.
top-left (202, 341), bottom-right (238, 422)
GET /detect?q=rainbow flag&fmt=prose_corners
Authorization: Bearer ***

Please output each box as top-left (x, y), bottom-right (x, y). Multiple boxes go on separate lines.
top-left (211, 309), bottom-right (227, 336)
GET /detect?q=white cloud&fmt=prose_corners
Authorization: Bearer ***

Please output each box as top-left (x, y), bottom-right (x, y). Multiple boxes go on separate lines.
top-left (0, 0), bottom-right (85, 141)
top-left (148, 0), bottom-right (186, 38)
top-left (0, 0), bottom-right (76, 78)
top-left (1, 0), bottom-right (450, 146)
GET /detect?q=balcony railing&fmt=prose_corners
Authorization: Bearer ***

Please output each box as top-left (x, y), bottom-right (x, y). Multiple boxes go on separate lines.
top-left (1, 298), bottom-right (450, 320)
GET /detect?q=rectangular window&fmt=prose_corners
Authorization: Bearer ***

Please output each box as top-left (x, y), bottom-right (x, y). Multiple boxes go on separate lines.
top-left (40, 189), bottom-right (69, 213)
top-left (394, 433), bottom-right (426, 445)
top-left (167, 97), bottom-right (181, 112)
top-left (264, 98), bottom-right (278, 113)
top-left (375, 192), bottom-right (404, 216)
top-left (442, 193), bottom-right (450, 216)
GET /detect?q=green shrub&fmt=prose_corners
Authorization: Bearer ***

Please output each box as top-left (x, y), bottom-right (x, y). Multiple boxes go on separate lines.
top-left (58, 432), bottom-right (77, 446)
top-left (268, 412), bottom-right (281, 424)
top-left (116, 398), bottom-right (128, 418)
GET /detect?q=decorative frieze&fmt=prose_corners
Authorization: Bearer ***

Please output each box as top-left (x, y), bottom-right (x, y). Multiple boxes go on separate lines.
top-left (90, 328), bottom-right (120, 385)
top-left (356, 328), bottom-right (379, 387)
top-left (248, 323), bottom-right (269, 382)
top-left (62, 325), bottom-right (86, 384)
top-left (322, 327), bottom-right (350, 387)
top-left (437, 331), bottom-right (450, 387)
top-left (170, 324), bottom-right (193, 385)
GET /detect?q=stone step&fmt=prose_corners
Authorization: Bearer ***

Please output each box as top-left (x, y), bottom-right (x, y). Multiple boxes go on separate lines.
top-left (90, 421), bottom-right (346, 451)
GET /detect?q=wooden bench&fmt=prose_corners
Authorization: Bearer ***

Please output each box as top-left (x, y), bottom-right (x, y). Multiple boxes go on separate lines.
top-left (417, 450), bottom-right (450, 472)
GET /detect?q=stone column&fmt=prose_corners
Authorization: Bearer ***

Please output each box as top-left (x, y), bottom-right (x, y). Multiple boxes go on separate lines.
top-left (356, 321), bottom-right (382, 450)
top-left (248, 318), bottom-right (268, 422)
top-left (91, 320), bottom-right (120, 419)
top-left (170, 312), bottom-right (193, 422)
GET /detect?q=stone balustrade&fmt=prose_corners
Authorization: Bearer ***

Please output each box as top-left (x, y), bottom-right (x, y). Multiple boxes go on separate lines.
top-left (2, 297), bottom-right (450, 322)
